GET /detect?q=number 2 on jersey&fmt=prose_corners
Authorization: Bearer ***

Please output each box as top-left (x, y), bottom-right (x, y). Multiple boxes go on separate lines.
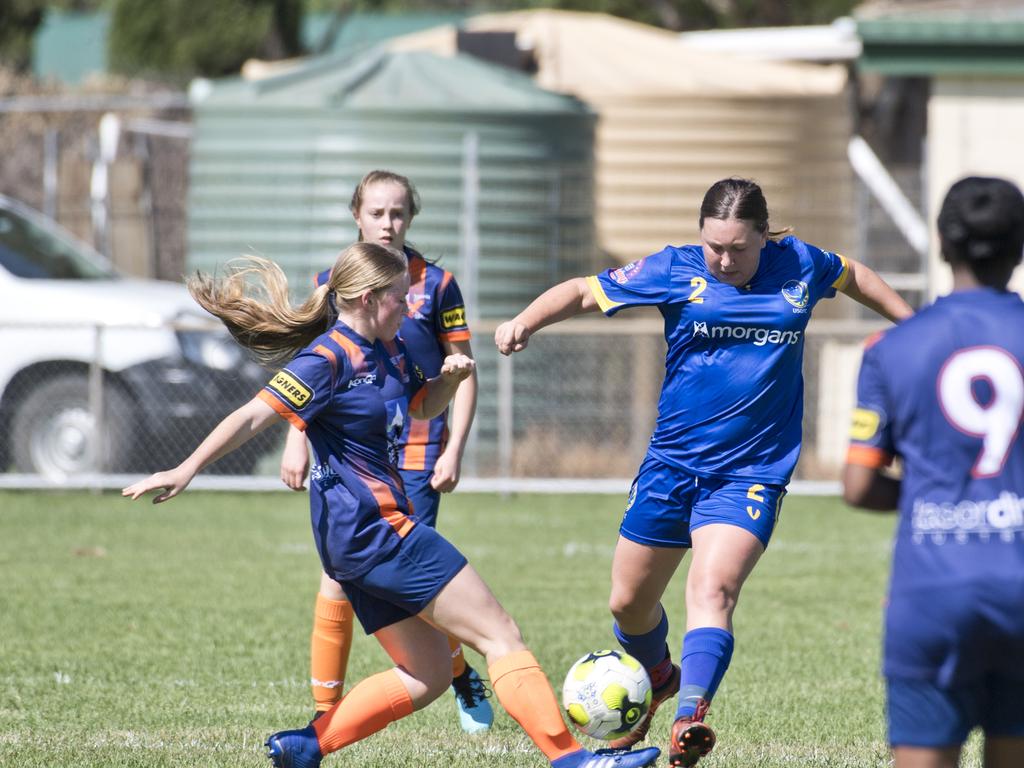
top-left (688, 277), bottom-right (707, 304)
top-left (937, 346), bottom-right (1024, 477)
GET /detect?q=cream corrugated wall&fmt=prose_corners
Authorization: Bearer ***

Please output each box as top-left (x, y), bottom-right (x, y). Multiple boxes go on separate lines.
top-left (592, 94), bottom-right (856, 266)
top-left (927, 76), bottom-right (1024, 298)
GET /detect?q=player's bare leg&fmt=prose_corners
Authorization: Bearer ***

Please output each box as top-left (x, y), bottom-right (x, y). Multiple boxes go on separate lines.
top-left (607, 538), bottom-right (687, 748)
top-left (983, 736), bottom-right (1024, 768)
top-left (892, 745), bottom-right (960, 768)
top-left (667, 524), bottom-right (763, 766)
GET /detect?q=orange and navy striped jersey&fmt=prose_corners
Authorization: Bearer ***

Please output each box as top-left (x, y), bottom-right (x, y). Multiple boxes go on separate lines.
top-left (316, 246), bottom-right (471, 472)
top-left (259, 321), bottom-right (428, 580)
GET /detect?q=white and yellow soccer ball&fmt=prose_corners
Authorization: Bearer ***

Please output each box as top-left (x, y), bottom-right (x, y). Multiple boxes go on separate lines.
top-left (561, 649), bottom-right (652, 740)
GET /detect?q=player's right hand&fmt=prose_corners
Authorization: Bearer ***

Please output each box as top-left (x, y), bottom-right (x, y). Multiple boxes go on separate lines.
top-left (122, 467), bottom-right (193, 504)
top-left (495, 320), bottom-right (531, 354)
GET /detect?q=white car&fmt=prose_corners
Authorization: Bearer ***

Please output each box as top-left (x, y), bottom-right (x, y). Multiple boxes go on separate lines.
top-left (0, 194), bottom-right (275, 479)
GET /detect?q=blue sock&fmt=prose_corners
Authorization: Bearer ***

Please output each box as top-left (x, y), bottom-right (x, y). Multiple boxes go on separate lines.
top-left (613, 609), bottom-right (669, 671)
top-left (676, 627), bottom-right (734, 719)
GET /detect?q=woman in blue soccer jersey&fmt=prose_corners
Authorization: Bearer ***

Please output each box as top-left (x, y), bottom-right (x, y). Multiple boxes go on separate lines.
top-left (123, 242), bottom-right (660, 768)
top-left (844, 176), bottom-right (1024, 768)
top-left (496, 178), bottom-right (913, 767)
top-left (276, 170), bottom-right (491, 731)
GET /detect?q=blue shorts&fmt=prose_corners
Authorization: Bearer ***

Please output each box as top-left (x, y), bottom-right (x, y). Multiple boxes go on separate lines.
top-left (339, 523), bottom-right (467, 635)
top-left (885, 581), bottom-right (1024, 687)
top-left (400, 468), bottom-right (441, 528)
top-left (620, 454), bottom-right (785, 549)
top-left (888, 675), bottom-right (1024, 747)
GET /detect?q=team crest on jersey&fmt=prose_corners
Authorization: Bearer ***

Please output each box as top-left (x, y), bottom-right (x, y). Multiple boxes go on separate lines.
top-left (850, 408), bottom-right (882, 441)
top-left (442, 307), bottom-right (466, 329)
top-left (610, 259), bottom-right (645, 285)
top-left (267, 370), bottom-right (313, 409)
top-left (693, 321), bottom-right (710, 338)
top-left (406, 291), bottom-right (430, 320)
top-left (781, 280), bottom-right (809, 311)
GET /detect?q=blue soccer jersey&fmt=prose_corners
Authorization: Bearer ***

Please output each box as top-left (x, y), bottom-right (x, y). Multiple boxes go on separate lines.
top-left (587, 236), bottom-right (848, 484)
top-left (847, 288), bottom-right (1024, 684)
top-left (316, 247), bottom-right (470, 472)
top-left (258, 321), bottom-right (427, 581)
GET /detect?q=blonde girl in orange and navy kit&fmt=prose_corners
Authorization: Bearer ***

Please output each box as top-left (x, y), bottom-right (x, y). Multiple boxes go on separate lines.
top-left (279, 170), bottom-right (491, 731)
top-left (124, 243), bottom-right (662, 768)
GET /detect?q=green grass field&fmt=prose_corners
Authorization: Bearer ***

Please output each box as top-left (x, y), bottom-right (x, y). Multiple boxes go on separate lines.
top-left (0, 490), bottom-right (984, 767)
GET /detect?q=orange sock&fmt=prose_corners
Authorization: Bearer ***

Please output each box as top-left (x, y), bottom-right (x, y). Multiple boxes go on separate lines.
top-left (449, 635), bottom-right (467, 678)
top-left (310, 595), bottom-right (354, 712)
top-left (312, 669), bottom-right (414, 754)
top-left (489, 650), bottom-right (580, 761)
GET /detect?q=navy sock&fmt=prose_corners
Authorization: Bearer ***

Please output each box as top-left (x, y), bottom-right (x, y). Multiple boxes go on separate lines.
top-left (613, 609), bottom-right (670, 672)
top-left (676, 627), bottom-right (734, 719)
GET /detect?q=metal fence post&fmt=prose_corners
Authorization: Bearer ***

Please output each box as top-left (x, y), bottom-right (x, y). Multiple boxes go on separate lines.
top-left (460, 131), bottom-right (481, 477)
top-left (88, 323), bottom-right (105, 492)
top-left (497, 351), bottom-right (513, 484)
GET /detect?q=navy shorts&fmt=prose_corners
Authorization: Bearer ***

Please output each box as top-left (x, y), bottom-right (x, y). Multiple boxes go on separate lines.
top-left (620, 453), bottom-right (785, 549)
top-left (400, 468), bottom-right (442, 528)
top-left (339, 523), bottom-right (467, 635)
top-left (888, 675), bottom-right (1024, 747)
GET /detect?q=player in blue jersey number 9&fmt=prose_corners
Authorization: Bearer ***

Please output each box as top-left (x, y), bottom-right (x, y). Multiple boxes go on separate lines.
top-left (496, 178), bottom-right (913, 767)
top-left (123, 242), bottom-right (661, 768)
top-left (843, 176), bottom-right (1024, 768)
top-left (278, 170), bottom-right (491, 733)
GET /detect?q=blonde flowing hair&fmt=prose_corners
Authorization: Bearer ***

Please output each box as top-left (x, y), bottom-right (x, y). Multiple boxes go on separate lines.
top-left (188, 242), bottom-right (407, 368)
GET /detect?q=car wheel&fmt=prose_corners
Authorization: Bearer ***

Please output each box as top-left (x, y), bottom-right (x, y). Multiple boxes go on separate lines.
top-left (11, 373), bottom-right (134, 479)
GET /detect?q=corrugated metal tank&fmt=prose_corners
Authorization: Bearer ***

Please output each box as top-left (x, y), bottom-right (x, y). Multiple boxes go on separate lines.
top-left (187, 48), bottom-right (596, 319)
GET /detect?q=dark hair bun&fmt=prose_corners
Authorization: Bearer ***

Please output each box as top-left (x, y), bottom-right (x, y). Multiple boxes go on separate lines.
top-left (938, 176), bottom-right (1024, 263)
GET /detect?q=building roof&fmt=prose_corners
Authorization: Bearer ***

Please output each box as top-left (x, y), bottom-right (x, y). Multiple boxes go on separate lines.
top-left (855, 0), bottom-right (1024, 75)
top-left (677, 17), bottom-right (862, 62)
top-left (389, 9), bottom-right (847, 99)
top-left (198, 47), bottom-right (589, 115)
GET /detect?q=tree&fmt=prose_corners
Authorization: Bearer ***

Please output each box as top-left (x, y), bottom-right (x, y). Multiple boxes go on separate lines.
top-left (108, 0), bottom-right (304, 83)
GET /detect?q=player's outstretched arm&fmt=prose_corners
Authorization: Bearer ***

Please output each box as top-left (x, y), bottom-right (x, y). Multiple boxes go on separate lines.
top-left (841, 462), bottom-right (900, 511)
top-left (411, 354), bottom-right (476, 421)
top-left (122, 396), bottom-right (279, 503)
top-left (839, 258), bottom-right (914, 323)
top-left (495, 277), bottom-right (599, 355)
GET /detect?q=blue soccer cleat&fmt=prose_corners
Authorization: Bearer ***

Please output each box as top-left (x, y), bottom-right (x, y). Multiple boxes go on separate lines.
top-left (265, 725), bottom-right (322, 768)
top-left (451, 665), bottom-right (494, 734)
top-left (553, 746), bottom-right (662, 768)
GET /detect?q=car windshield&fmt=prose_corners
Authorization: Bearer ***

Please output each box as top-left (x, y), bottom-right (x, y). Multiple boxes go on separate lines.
top-left (0, 204), bottom-right (118, 279)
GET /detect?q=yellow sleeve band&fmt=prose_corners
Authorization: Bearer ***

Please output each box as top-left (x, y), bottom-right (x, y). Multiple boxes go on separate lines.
top-left (831, 253), bottom-right (851, 290)
top-left (585, 275), bottom-right (624, 314)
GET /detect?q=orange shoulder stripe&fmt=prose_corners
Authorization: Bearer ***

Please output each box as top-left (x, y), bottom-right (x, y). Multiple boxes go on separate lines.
top-left (258, 389), bottom-right (307, 430)
top-left (439, 269), bottom-right (453, 292)
top-left (313, 343), bottom-right (338, 377)
top-left (329, 330), bottom-right (365, 372)
top-left (845, 444), bottom-right (892, 469)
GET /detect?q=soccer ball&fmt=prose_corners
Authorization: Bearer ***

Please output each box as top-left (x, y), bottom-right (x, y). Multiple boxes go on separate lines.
top-left (562, 650), bottom-right (652, 740)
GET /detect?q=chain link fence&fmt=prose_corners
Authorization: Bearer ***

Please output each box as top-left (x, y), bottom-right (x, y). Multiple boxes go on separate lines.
top-left (0, 314), bottom-right (887, 490)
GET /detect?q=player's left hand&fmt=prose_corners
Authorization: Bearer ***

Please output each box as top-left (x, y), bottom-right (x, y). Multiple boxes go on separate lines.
top-left (440, 354), bottom-right (475, 385)
top-left (122, 466), bottom-right (194, 504)
top-left (430, 449), bottom-right (462, 492)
